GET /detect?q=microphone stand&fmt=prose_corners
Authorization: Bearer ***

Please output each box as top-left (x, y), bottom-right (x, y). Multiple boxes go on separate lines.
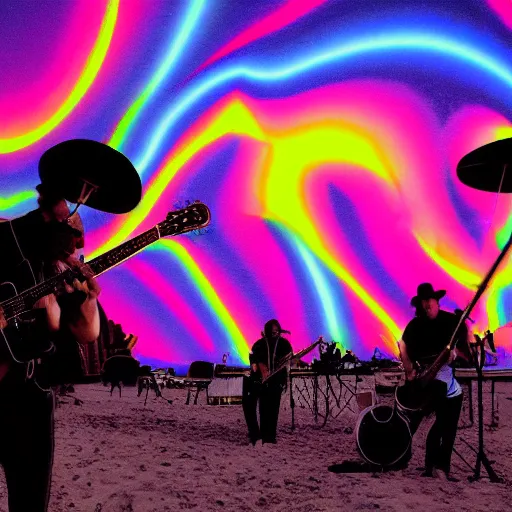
top-left (451, 232), bottom-right (512, 483)
top-left (467, 339), bottom-right (501, 482)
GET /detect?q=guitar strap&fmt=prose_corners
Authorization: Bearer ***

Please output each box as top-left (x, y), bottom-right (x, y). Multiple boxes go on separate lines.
top-left (9, 219), bottom-right (38, 286)
top-left (265, 337), bottom-right (279, 372)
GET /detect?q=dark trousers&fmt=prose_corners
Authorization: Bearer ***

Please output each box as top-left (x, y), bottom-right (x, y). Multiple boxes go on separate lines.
top-left (0, 373), bottom-right (55, 512)
top-left (424, 393), bottom-right (463, 471)
top-left (242, 376), bottom-right (283, 444)
top-left (407, 383), bottom-right (463, 472)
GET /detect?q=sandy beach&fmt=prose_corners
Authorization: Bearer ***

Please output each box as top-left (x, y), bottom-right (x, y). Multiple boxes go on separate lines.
top-left (0, 379), bottom-right (511, 512)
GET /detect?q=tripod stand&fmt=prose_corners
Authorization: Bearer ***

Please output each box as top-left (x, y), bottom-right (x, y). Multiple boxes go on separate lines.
top-left (137, 375), bottom-right (172, 406)
top-left (464, 342), bottom-right (503, 482)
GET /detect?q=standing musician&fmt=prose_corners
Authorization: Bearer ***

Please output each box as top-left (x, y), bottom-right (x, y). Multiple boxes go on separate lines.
top-left (0, 182), bottom-right (101, 512)
top-left (399, 283), bottom-right (470, 482)
top-left (242, 319), bottom-right (292, 445)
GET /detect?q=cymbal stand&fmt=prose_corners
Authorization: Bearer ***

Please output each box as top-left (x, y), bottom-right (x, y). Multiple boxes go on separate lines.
top-left (451, 232), bottom-right (512, 483)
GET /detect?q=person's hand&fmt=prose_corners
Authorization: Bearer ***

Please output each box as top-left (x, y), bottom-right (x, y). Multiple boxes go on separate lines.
top-left (405, 369), bottom-right (417, 381)
top-left (63, 260), bottom-right (101, 301)
top-left (258, 363), bottom-right (269, 380)
top-left (64, 275), bottom-right (101, 301)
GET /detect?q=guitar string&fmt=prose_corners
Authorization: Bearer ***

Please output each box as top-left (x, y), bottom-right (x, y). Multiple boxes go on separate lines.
top-left (0, 227), bottom-right (161, 312)
top-left (1, 214), bottom-right (200, 313)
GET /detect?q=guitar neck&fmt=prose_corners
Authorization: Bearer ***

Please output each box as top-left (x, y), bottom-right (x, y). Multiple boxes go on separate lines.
top-left (0, 200), bottom-right (211, 322)
top-left (0, 263), bottom-right (74, 320)
top-left (1, 226), bottom-right (161, 321)
top-left (262, 338), bottom-right (322, 384)
top-left (87, 226), bottom-right (160, 277)
top-left (420, 348), bottom-right (451, 381)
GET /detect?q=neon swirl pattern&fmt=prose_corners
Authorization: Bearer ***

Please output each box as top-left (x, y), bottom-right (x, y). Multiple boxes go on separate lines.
top-left (2, 1), bottom-right (512, 369)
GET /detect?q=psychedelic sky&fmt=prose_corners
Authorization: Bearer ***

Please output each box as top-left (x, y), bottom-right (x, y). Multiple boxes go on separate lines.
top-left (2, 0), bottom-right (512, 368)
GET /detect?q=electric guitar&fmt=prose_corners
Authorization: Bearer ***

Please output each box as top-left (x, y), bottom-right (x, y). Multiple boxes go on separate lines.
top-left (395, 345), bottom-right (454, 413)
top-left (261, 337), bottom-right (323, 384)
top-left (0, 201), bottom-right (211, 368)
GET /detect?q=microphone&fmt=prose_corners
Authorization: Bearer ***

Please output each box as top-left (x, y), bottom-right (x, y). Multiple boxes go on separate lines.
top-left (280, 329), bottom-right (291, 335)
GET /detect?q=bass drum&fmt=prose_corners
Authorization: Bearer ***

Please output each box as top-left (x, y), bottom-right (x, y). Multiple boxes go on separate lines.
top-left (356, 405), bottom-right (411, 467)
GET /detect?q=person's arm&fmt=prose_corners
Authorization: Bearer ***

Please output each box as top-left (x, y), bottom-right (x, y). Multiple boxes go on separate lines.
top-left (451, 320), bottom-right (472, 363)
top-left (257, 363), bottom-right (269, 380)
top-left (250, 340), bottom-right (269, 379)
top-left (33, 278), bottom-right (100, 344)
top-left (66, 274), bottom-right (101, 344)
top-left (37, 193), bottom-right (100, 342)
top-left (249, 350), bottom-right (259, 374)
top-left (38, 260), bottom-right (101, 344)
top-left (34, 294), bottom-right (60, 333)
top-left (399, 339), bottom-right (416, 381)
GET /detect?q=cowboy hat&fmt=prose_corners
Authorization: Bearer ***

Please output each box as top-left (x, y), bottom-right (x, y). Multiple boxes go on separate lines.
top-left (38, 139), bottom-right (141, 214)
top-left (410, 283), bottom-right (446, 307)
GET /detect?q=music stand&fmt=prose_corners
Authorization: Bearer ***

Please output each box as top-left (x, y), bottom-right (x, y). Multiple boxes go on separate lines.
top-left (466, 341), bottom-right (502, 482)
top-left (456, 139), bottom-right (512, 483)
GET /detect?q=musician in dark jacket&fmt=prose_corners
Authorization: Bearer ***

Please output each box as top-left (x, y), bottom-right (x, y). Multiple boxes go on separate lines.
top-left (0, 183), bottom-right (100, 512)
top-left (399, 283), bottom-right (469, 482)
top-left (242, 319), bottom-right (293, 445)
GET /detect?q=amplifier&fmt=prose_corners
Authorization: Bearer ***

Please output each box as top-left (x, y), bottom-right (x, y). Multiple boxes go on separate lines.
top-left (207, 376), bottom-right (244, 406)
top-left (214, 364), bottom-right (250, 377)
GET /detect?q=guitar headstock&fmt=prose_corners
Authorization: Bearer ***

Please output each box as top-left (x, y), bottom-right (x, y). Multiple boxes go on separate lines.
top-left (157, 201), bottom-right (211, 238)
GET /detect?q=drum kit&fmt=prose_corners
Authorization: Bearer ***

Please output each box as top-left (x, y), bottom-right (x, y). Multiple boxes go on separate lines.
top-left (356, 137), bottom-right (512, 482)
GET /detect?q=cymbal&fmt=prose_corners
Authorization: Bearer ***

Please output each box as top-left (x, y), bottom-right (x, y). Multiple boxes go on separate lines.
top-left (39, 139), bottom-right (142, 214)
top-left (457, 138), bottom-right (512, 193)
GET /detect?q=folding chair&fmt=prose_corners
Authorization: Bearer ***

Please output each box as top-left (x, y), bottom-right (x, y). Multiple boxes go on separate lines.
top-left (183, 361), bottom-right (214, 404)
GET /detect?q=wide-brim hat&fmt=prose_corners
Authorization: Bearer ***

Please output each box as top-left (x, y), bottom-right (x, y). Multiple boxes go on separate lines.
top-left (410, 283), bottom-right (446, 307)
top-left (38, 139), bottom-right (142, 214)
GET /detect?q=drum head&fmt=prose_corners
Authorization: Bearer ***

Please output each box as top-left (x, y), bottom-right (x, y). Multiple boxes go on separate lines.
top-left (356, 405), bottom-right (411, 467)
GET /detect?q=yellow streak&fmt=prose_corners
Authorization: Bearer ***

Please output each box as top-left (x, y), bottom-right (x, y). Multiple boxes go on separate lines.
top-left (89, 98), bottom-right (265, 259)
top-left (92, 97), bottom-right (404, 337)
top-left (415, 235), bottom-right (481, 289)
top-left (0, 0), bottom-right (119, 153)
top-left (157, 239), bottom-right (250, 362)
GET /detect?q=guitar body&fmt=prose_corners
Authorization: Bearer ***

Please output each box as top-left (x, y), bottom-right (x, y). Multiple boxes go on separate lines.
top-left (396, 346), bottom-right (454, 415)
top-left (0, 281), bottom-right (54, 364)
top-left (395, 376), bottom-right (449, 416)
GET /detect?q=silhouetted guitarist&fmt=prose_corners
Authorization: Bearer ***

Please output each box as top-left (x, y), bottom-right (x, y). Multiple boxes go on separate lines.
top-left (0, 184), bottom-right (100, 512)
top-left (242, 319), bottom-right (292, 445)
top-left (399, 283), bottom-right (469, 482)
